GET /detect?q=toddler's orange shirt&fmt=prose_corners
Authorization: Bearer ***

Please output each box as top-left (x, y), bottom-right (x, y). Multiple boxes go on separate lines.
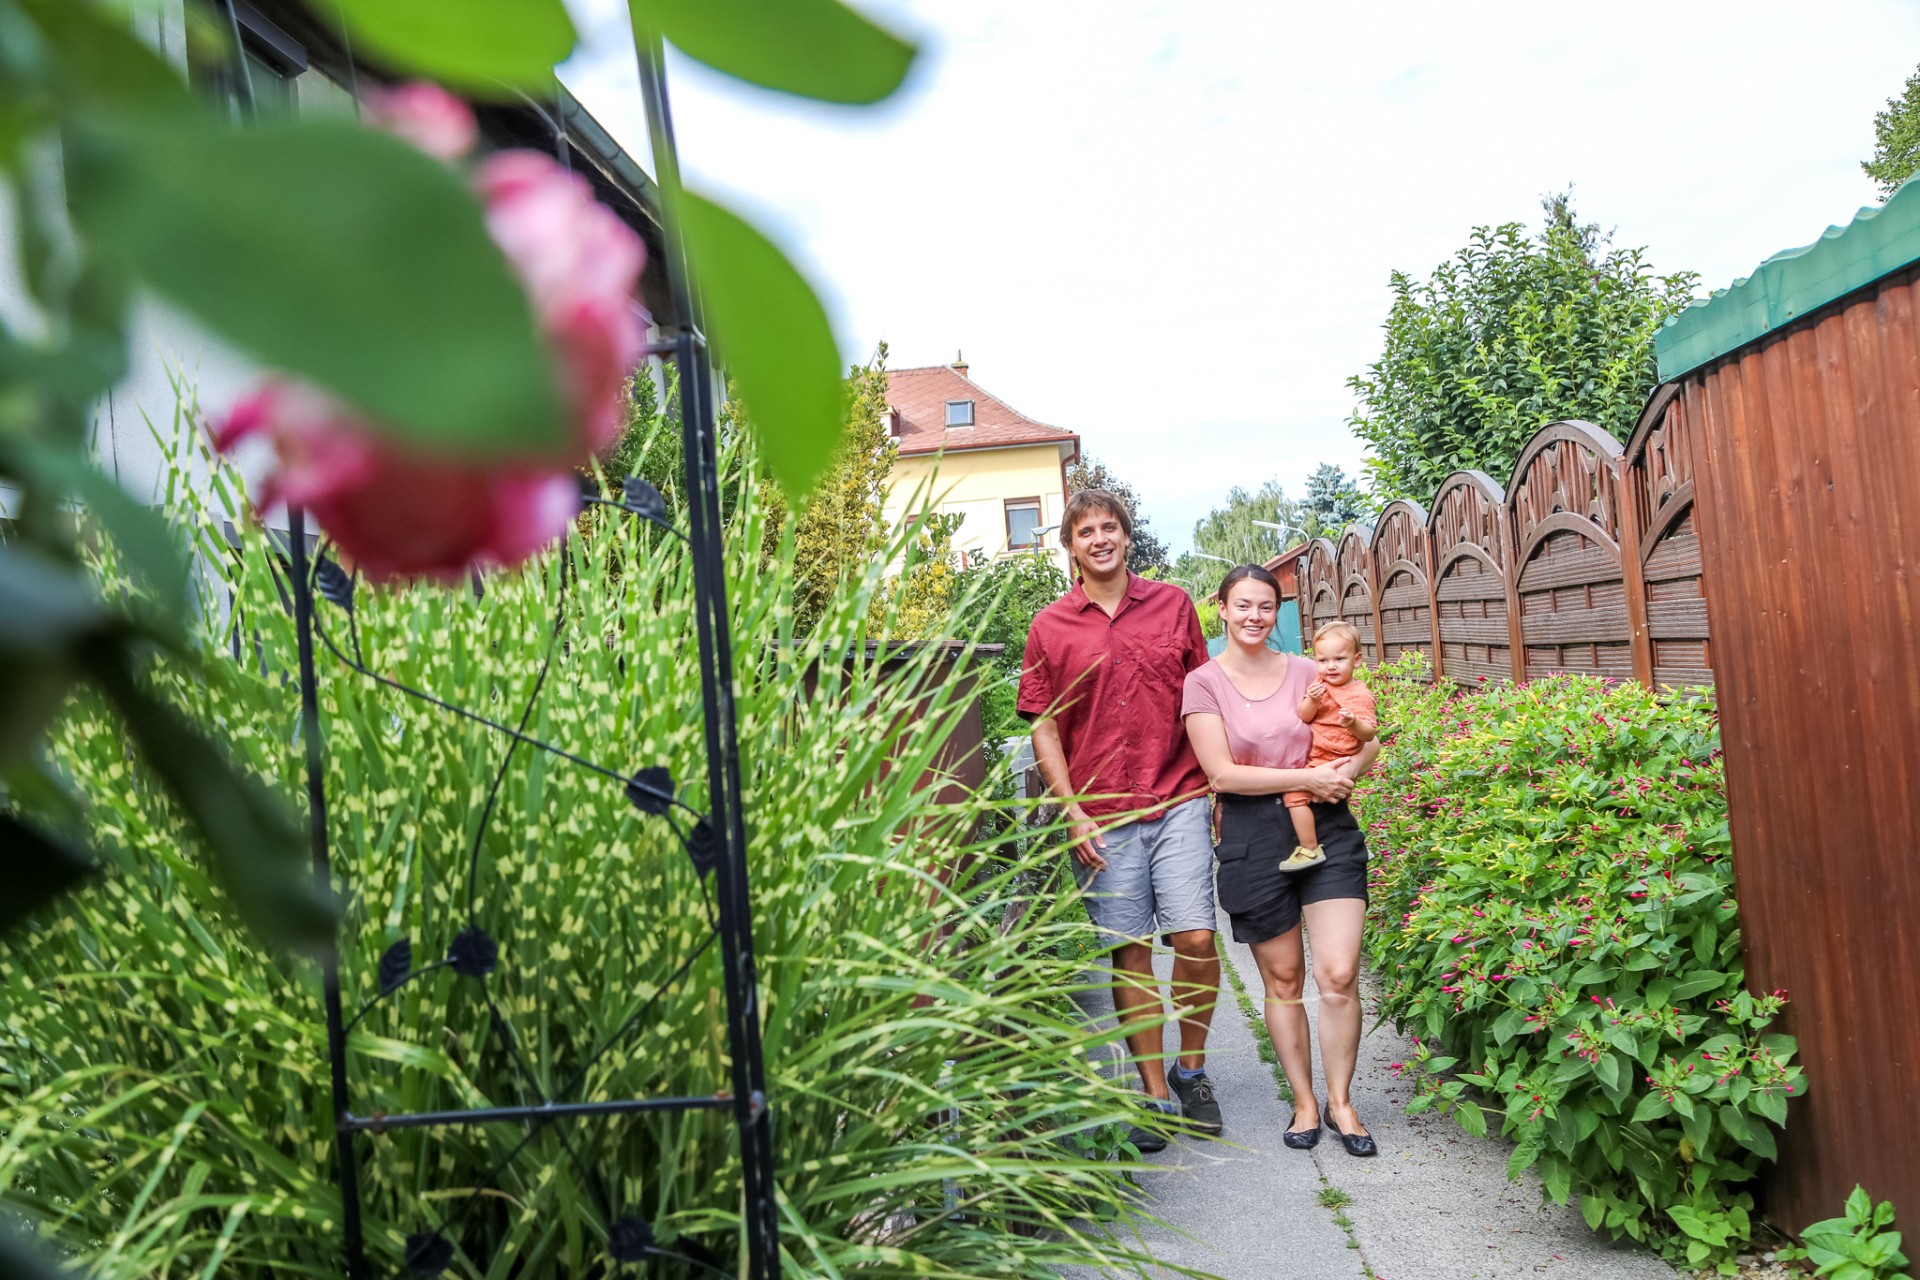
top-left (1304, 678), bottom-right (1376, 766)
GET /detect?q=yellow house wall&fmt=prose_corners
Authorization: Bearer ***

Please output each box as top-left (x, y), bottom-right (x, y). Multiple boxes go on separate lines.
top-left (884, 443), bottom-right (1073, 578)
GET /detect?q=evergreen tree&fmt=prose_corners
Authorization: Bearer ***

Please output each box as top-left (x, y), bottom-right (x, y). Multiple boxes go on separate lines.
top-left (1301, 463), bottom-right (1367, 538)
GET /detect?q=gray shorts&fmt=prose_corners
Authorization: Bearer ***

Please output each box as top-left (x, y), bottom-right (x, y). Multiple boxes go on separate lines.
top-left (1073, 797), bottom-right (1216, 943)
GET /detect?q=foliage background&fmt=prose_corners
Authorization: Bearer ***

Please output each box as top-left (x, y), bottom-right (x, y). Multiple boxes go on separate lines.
top-left (1347, 198), bottom-right (1698, 501)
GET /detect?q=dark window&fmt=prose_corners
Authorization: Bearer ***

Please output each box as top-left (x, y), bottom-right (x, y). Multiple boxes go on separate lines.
top-left (188, 1), bottom-right (307, 118)
top-left (945, 400), bottom-right (974, 427)
top-left (1005, 500), bottom-right (1043, 550)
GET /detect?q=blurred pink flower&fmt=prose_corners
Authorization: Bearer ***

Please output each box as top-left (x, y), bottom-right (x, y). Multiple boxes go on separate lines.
top-left (216, 383), bottom-right (579, 581)
top-left (360, 82), bottom-right (477, 163)
top-left (477, 151), bottom-right (647, 453)
top-left (215, 87), bottom-right (647, 580)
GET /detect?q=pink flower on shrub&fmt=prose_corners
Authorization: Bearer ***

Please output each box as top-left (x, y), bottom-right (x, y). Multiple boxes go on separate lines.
top-left (214, 85), bottom-right (647, 580)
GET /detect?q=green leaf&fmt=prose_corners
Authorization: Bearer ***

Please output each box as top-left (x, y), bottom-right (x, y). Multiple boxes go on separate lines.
top-left (677, 189), bottom-right (845, 496)
top-left (0, 544), bottom-right (111, 654)
top-left (632, 0), bottom-right (916, 105)
top-left (16, 442), bottom-right (190, 627)
top-left (1595, 1051), bottom-right (1625, 1094)
top-left (68, 116), bottom-right (566, 458)
top-left (0, 812), bottom-right (96, 933)
top-left (330, 0), bottom-right (576, 93)
top-left (1629, 1092), bottom-right (1671, 1124)
top-left (1456, 1099), bottom-right (1488, 1138)
top-left (1668, 970), bottom-right (1728, 1001)
top-left (80, 641), bottom-right (337, 950)
top-left (1582, 1194), bottom-right (1606, 1231)
top-left (1541, 1155), bottom-right (1573, 1204)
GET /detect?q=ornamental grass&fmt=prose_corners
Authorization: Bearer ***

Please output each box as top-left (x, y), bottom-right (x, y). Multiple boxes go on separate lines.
top-left (0, 419), bottom-right (1191, 1278)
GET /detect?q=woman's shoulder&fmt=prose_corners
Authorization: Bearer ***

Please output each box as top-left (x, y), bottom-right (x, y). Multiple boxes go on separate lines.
top-left (1182, 657), bottom-right (1226, 691)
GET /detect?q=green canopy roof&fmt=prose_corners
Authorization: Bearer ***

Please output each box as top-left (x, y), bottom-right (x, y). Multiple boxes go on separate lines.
top-left (1655, 178), bottom-right (1920, 380)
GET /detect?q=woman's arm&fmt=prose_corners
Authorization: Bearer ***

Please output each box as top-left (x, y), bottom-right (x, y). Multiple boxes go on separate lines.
top-left (1185, 713), bottom-right (1354, 801)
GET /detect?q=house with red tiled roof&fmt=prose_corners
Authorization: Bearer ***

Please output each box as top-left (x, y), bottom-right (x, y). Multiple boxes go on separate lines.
top-left (883, 357), bottom-right (1081, 577)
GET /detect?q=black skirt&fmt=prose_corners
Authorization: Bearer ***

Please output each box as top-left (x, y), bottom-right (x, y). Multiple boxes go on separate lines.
top-left (1212, 794), bottom-right (1369, 944)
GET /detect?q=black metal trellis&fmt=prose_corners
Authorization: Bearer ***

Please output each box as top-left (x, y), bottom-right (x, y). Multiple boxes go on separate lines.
top-left (277, 36), bottom-right (784, 1280)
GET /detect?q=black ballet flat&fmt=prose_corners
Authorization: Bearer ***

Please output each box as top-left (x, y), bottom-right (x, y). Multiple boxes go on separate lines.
top-left (1325, 1111), bottom-right (1377, 1158)
top-left (1282, 1111), bottom-right (1321, 1150)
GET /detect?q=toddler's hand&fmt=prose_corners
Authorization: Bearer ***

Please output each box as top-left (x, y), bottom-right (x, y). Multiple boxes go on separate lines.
top-left (1306, 681), bottom-right (1327, 701)
top-left (1336, 707), bottom-right (1356, 725)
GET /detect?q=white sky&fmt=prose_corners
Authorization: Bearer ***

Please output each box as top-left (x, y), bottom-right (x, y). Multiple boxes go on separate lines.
top-left (561, 0), bottom-right (1920, 555)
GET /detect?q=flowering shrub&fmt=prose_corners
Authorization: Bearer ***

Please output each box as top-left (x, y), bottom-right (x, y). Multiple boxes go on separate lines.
top-left (215, 85), bottom-right (646, 580)
top-left (1357, 655), bottom-right (1804, 1271)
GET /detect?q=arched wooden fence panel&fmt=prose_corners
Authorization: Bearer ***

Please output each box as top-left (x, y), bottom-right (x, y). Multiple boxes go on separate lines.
top-left (1335, 526), bottom-right (1379, 662)
top-left (1270, 388), bottom-right (1712, 692)
top-left (1302, 537), bottom-right (1340, 642)
top-left (1429, 470), bottom-right (1516, 687)
top-left (1624, 385), bottom-right (1713, 691)
top-left (1370, 500), bottom-right (1434, 670)
top-left (1508, 421), bottom-right (1633, 680)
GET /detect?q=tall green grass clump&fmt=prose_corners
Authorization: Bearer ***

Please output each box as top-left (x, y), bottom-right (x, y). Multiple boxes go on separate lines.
top-left (0, 421), bottom-right (1189, 1278)
top-left (1356, 655), bottom-right (1803, 1272)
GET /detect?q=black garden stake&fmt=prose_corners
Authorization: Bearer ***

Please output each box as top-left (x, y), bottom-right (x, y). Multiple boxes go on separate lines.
top-left (280, 37), bottom-right (784, 1280)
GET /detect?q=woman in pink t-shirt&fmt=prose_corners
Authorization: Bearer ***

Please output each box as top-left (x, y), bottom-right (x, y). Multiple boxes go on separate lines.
top-left (1181, 564), bottom-right (1382, 1158)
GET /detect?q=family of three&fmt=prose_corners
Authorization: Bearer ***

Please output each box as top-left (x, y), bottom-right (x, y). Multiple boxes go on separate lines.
top-left (1017, 488), bottom-right (1381, 1156)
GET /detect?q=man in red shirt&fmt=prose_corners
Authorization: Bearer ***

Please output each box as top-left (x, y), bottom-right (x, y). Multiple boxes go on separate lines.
top-left (1018, 489), bottom-right (1222, 1144)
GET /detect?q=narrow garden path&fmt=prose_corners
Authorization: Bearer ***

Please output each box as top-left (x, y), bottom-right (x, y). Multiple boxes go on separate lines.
top-left (1070, 917), bottom-right (1682, 1280)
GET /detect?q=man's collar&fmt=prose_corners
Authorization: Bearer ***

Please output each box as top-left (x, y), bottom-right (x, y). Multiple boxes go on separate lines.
top-left (1071, 570), bottom-right (1142, 611)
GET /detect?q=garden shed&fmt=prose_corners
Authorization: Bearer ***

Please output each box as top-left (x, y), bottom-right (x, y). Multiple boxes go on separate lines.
top-left (1653, 180), bottom-right (1920, 1231)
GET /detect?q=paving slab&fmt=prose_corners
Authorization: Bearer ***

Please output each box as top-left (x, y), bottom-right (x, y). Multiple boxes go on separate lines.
top-left (1062, 914), bottom-right (1681, 1280)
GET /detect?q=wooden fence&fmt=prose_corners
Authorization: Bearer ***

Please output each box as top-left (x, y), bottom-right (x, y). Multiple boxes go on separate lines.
top-left (1289, 393), bottom-right (1712, 691)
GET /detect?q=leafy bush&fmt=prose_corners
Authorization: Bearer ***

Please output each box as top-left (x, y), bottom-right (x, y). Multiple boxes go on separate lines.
top-left (0, 425), bottom-right (1185, 1278)
top-left (1357, 655), bottom-right (1804, 1271)
top-left (1780, 1187), bottom-right (1912, 1280)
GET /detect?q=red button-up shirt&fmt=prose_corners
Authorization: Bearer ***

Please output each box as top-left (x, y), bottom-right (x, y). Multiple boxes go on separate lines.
top-left (1017, 573), bottom-right (1210, 819)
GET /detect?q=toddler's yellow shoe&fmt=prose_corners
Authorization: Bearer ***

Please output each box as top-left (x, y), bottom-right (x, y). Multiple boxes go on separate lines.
top-left (1279, 846), bottom-right (1326, 874)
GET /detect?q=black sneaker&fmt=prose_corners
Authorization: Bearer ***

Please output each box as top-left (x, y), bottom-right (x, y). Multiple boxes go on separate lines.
top-left (1169, 1070), bottom-right (1224, 1135)
top-left (1125, 1101), bottom-right (1174, 1154)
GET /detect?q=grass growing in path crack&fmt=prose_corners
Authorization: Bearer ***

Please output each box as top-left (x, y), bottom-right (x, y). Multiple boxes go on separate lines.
top-left (1221, 940), bottom-right (1376, 1277)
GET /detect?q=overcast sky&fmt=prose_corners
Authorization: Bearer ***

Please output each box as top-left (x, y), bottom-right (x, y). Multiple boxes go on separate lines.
top-left (561, 0), bottom-right (1920, 555)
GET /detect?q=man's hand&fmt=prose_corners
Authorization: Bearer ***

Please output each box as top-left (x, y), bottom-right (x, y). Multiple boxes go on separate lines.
top-left (1302, 763), bottom-right (1354, 802)
top-left (1066, 803), bottom-right (1110, 871)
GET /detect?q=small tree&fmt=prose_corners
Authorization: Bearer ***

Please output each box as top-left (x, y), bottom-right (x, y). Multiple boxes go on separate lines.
top-left (955, 551), bottom-right (1071, 744)
top-left (1347, 196), bottom-right (1697, 501)
top-left (1182, 479), bottom-right (1303, 598)
top-left (1864, 64), bottom-right (1920, 197)
top-left (1066, 455), bottom-right (1171, 574)
top-left (1301, 463), bottom-right (1367, 538)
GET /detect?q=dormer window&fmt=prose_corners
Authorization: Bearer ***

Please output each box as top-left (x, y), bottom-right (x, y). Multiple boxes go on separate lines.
top-left (945, 400), bottom-right (974, 427)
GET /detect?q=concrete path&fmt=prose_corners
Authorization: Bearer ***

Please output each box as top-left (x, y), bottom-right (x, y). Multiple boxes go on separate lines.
top-left (1068, 914), bottom-right (1680, 1280)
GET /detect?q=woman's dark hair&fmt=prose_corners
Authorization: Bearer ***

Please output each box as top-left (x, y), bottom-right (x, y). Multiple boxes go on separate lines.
top-left (1215, 563), bottom-right (1281, 605)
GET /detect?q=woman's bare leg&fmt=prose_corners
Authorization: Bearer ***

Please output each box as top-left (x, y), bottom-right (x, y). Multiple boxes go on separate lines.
top-left (1248, 927), bottom-right (1317, 1128)
top-left (1304, 897), bottom-right (1368, 1135)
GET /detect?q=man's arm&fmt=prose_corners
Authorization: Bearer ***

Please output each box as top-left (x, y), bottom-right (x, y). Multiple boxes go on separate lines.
top-left (1030, 717), bottom-right (1108, 872)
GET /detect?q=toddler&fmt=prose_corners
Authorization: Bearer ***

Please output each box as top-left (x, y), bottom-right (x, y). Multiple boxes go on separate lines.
top-left (1282, 621), bottom-right (1378, 872)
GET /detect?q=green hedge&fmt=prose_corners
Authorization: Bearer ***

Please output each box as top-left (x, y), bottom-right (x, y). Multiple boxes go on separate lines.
top-left (1357, 656), bottom-right (1804, 1271)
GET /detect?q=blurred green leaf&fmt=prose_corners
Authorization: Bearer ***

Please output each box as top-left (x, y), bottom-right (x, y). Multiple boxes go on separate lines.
top-left (0, 543), bottom-right (111, 653)
top-left (0, 812), bottom-right (96, 933)
top-left (82, 641), bottom-right (337, 951)
top-left (631, 0), bottom-right (915, 104)
top-left (677, 190), bottom-right (844, 496)
top-left (67, 116), bottom-right (566, 458)
top-left (331, 0), bottom-right (576, 94)
top-left (16, 441), bottom-right (191, 628)
top-left (20, 0), bottom-right (195, 121)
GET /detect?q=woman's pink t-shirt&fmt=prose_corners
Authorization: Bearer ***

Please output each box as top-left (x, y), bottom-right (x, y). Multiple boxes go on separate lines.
top-left (1180, 655), bottom-right (1318, 769)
